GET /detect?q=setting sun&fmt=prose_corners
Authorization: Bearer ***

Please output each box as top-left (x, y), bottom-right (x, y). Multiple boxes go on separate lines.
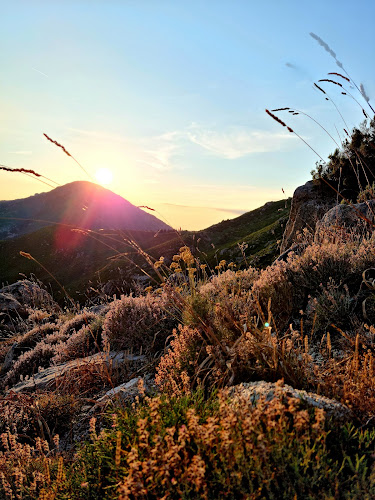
top-left (95, 168), bottom-right (113, 185)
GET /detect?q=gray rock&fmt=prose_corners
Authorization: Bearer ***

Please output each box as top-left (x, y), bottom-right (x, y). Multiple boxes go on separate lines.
top-left (95, 375), bottom-right (153, 406)
top-left (317, 200), bottom-right (375, 233)
top-left (230, 381), bottom-right (352, 422)
top-left (0, 280), bottom-right (58, 311)
top-left (7, 351), bottom-right (146, 393)
top-left (0, 342), bottom-right (18, 375)
top-left (280, 181), bottom-right (336, 253)
top-left (0, 293), bottom-right (28, 337)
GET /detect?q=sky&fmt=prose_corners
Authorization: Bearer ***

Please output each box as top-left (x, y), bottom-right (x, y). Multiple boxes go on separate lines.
top-left (1, 0), bottom-right (375, 230)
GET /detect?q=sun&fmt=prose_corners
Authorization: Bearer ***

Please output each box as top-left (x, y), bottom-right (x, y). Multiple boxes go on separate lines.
top-left (95, 168), bottom-right (113, 185)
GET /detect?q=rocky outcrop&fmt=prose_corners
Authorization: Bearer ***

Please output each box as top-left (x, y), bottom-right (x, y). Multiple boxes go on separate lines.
top-left (0, 293), bottom-right (29, 338)
top-left (280, 181), bottom-right (336, 253)
top-left (317, 200), bottom-right (375, 233)
top-left (0, 280), bottom-right (58, 311)
top-left (231, 381), bottom-right (352, 422)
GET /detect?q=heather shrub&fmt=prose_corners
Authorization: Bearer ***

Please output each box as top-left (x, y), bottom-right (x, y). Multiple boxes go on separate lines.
top-left (0, 431), bottom-right (68, 499)
top-left (52, 316), bottom-right (104, 364)
top-left (103, 294), bottom-right (177, 354)
top-left (155, 325), bottom-right (203, 396)
top-left (3, 341), bottom-right (56, 388)
top-left (14, 322), bottom-right (58, 359)
top-left (54, 388), bottom-right (375, 499)
top-left (58, 311), bottom-right (98, 337)
top-left (199, 267), bottom-right (258, 300)
top-left (198, 267), bottom-right (258, 330)
top-left (251, 260), bottom-right (293, 329)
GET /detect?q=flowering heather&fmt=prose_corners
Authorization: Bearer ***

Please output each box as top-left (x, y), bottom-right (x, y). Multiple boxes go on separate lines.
top-left (155, 325), bottom-right (203, 396)
top-left (103, 294), bottom-right (177, 354)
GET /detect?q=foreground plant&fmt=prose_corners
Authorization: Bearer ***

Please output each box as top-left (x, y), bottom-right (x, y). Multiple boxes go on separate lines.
top-left (3, 386), bottom-right (372, 499)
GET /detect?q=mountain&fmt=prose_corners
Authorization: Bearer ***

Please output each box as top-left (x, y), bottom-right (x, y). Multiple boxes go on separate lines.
top-left (0, 198), bottom-right (290, 302)
top-left (0, 181), bottom-right (170, 239)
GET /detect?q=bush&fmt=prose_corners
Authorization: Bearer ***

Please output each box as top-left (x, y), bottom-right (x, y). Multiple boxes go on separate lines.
top-left (52, 316), bottom-right (103, 364)
top-left (35, 389), bottom-right (375, 500)
top-left (103, 294), bottom-right (177, 355)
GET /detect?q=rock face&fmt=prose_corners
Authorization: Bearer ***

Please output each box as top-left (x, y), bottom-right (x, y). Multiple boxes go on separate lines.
top-left (0, 280), bottom-right (58, 311)
top-left (280, 181), bottom-right (336, 253)
top-left (317, 200), bottom-right (375, 233)
top-left (231, 381), bottom-right (352, 422)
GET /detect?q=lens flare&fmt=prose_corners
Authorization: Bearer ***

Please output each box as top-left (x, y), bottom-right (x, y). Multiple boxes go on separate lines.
top-left (95, 168), bottom-right (113, 185)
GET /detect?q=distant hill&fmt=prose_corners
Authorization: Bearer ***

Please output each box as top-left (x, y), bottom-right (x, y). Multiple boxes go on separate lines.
top-left (0, 181), bottom-right (171, 239)
top-left (0, 198), bottom-right (290, 302)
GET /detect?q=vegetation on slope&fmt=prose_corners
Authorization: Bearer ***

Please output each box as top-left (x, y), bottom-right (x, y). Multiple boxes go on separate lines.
top-left (0, 199), bottom-right (290, 302)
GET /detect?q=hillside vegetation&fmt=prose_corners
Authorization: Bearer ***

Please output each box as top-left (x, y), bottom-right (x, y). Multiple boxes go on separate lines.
top-left (0, 199), bottom-right (289, 301)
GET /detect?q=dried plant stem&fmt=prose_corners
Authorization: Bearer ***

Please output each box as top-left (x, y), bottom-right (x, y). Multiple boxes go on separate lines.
top-left (43, 133), bottom-right (93, 181)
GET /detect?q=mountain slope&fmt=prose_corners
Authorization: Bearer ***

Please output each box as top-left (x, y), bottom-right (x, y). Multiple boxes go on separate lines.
top-left (0, 181), bottom-right (170, 239)
top-left (0, 198), bottom-right (290, 301)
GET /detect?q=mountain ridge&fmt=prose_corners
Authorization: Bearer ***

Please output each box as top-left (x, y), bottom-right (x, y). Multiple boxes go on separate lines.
top-left (0, 181), bottom-right (171, 239)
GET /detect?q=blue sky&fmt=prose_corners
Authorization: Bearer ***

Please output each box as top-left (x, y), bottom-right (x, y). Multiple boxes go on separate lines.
top-left (1, 0), bottom-right (375, 229)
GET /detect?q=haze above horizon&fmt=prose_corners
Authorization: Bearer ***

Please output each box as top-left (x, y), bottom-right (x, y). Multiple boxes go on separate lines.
top-left (1, 0), bottom-right (374, 230)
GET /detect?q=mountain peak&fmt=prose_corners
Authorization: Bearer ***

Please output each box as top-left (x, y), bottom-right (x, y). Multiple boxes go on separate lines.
top-left (0, 182), bottom-right (171, 240)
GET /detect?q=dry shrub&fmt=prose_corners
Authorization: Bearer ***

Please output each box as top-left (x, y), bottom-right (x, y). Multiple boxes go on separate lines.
top-left (58, 311), bottom-right (98, 337)
top-left (156, 319), bottom-right (316, 396)
top-left (316, 335), bottom-right (375, 421)
top-left (250, 230), bottom-right (375, 338)
top-left (99, 388), bottom-right (342, 499)
top-left (252, 260), bottom-right (293, 330)
top-left (0, 391), bottom-right (79, 442)
top-left (155, 325), bottom-right (203, 396)
top-left (4, 341), bottom-right (56, 388)
top-left (0, 431), bottom-right (68, 499)
top-left (306, 278), bottom-right (355, 337)
top-left (14, 322), bottom-right (58, 357)
top-left (2, 312), bottom-right (103, 388)
top-left (53, 357), bottom-right (114, 396)
top-left (199, 267), bottom-right (258, 300)
top-left (103, 294), bottom-right (177, 354)
top-left (52, 316), bottom-right (103, 364)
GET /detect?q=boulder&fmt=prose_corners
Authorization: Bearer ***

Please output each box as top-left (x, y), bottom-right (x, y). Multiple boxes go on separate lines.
top-left (230, 380), bottom-right (352, 422)
top-left (0, 280), bottom-right (59, 311)
top-left (0, 293), bottom-right (29, 338)
top-left (280, 181), bottom-right (336, 253)
top-left (317, 200), bottom-right (375, 233)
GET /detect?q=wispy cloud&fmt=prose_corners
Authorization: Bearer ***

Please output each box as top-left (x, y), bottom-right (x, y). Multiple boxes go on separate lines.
top-left (162, 202), bottom-right (247, 215)
top-left (8, 151), bottom-right (33, 155)
top-left (187, 126), bottom-right (297, 159)
top-left (31, 67), bottom-right (48, 77)
top-left (135, 132), bottom-right (182, 171)
top-left (67, 123), bottom-right (297, 170)
top-left (67, 127), bottom-right (182, 171)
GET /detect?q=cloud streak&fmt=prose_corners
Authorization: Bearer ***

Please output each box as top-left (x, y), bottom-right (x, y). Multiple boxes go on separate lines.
top-left (187, 127), bottom-right (297, 159)
top-left (162, 202), bottom-right (247, 215)
top-left (67, 123), bottom-right (298, 172)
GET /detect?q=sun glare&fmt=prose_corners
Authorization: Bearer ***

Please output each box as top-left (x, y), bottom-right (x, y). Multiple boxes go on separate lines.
top-left (95, 168), bottom-right (113, 185)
